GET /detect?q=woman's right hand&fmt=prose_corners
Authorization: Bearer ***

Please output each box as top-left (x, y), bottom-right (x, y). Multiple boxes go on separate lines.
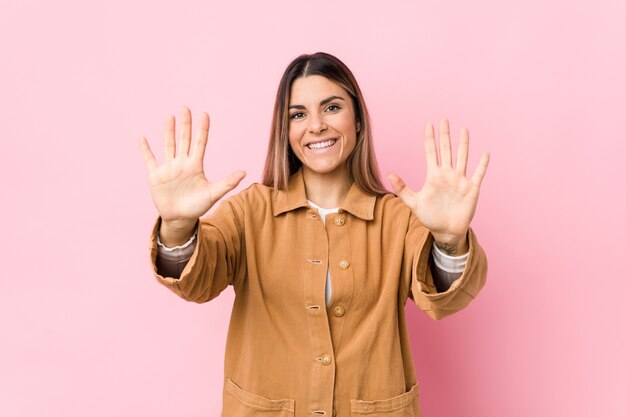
top-left (139, 106), bottom-right (246, 240)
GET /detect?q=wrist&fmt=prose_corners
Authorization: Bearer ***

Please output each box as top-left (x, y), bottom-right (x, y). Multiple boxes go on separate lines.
top-left (161, 217), bottom-right (198, 231)
top-left (159, 217), bottom-right (198, 247)
top-left (431, 230), bottom-right (469, 256)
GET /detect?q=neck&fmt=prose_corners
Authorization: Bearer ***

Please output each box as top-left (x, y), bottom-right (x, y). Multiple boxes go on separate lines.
top-left (302, 165), bottom-right (352, 209)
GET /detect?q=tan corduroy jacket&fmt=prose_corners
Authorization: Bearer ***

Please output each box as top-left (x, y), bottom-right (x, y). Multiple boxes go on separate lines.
top-left (147, 167), bottom-right (488, 417)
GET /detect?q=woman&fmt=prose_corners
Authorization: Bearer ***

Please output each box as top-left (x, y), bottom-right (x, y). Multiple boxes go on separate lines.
top-left (139, 52), bottom-right (490, 417)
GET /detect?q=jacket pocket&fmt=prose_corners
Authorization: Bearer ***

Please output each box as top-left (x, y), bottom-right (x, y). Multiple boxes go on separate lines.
top-left (224, 378), bottom-right (295, 416)
top-left (350, 382), bottom-right (420, 416)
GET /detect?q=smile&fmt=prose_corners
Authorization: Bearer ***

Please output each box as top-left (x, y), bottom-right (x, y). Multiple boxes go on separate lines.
top-left (306, 138), bottom-right (338, 150)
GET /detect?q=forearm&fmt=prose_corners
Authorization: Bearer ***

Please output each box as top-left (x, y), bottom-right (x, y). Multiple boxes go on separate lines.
top-left (408, 225), bottom-right (487, 320)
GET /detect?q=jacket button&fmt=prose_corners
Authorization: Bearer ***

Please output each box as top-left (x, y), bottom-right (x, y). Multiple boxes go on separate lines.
top-left (333, 306), bottom-right (345, 317)
top-left (320, 354), bottom-right (332, 366)
top-left (339, 259), bottom-right (350, 270)
top-left (334, 216), bottom-right (345, 226)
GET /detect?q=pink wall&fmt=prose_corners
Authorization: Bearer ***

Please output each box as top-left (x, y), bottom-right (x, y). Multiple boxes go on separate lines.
top-left (1, 0), bottom-right (624, 416)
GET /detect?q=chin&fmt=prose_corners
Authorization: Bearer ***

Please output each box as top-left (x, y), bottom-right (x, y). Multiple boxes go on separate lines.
top-left (303, 161), bottom-right (346, 175)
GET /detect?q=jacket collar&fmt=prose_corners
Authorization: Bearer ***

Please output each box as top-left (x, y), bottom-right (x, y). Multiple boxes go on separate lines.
top-left (273, 168), bottom-right (376, 221)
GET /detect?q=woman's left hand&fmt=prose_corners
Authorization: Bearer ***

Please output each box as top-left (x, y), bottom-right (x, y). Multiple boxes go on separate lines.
top-left (388, 119), bottom-right (490, 255)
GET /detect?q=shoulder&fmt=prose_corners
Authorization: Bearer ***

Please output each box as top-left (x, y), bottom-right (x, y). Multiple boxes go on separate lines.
top-left (216, 182), bottom-right (276, 220)
top-left (374, 192), bottom-right (413, 216)
top-left (203, 183), bottom-right (275, 229)
top-left (228, 182), bottom-right (274, 206)
top-left (373, 192), bottom-right (420, 228)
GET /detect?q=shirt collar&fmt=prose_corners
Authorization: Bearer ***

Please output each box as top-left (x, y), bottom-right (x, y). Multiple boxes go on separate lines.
top-left (273, 167), bottom-right (376, 221)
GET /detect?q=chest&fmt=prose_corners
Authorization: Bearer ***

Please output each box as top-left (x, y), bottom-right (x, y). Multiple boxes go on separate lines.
top-left (240, 207), bottom-right (406, 314)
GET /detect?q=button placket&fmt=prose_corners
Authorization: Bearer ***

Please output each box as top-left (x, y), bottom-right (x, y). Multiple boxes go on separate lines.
top-left (325, 210), bottom-right (355, 366)
top-left (304, 210), bottom-right (336, 414)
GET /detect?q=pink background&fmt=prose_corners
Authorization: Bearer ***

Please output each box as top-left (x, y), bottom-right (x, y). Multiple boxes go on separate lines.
top-left (1, 0), bottom-right (625, 416)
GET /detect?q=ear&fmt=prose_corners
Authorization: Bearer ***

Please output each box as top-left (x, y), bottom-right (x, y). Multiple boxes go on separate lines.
top-left (356, 120), bottom-right (361, 132)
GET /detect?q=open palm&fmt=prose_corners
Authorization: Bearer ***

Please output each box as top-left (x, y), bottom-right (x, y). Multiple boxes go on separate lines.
top-left (139, 107), bottom-right (246, 225)
top-left (388, 119), bottom-right (490, 244)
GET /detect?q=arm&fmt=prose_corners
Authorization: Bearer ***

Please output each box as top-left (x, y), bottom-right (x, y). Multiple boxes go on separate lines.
top-left (140, 107), bottom-right (248, 302)
top-left (388, 119), bottom-right (490, 319)
top-left (147, 196), bottom-right (246, 303)
top-left (405, 217), bottom-right (488, 320)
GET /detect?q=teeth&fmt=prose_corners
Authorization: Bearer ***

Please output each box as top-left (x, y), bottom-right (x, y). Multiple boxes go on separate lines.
top-left (308, 139), bottom-right (337, 150)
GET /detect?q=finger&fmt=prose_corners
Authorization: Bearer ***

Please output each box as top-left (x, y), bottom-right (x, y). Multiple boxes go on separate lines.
top-left (211, 170), bottom-right (247, 202)
top-left (139, 136), bottom-right (158, 173)
top-left (470, 152), bottom-right (490, 188)
top-left (424, 122), bottom-right (438, 171)
top-left (178, 106), bottom-right (192, 158)
top-left (456, 127), bottom-right (469, 176)
top-left (192, 112), bottom-right (210, 164)
top-left (224, 170), bottom-right (247, 188)
top-left (164, 114), bottom-right (176, 163)
top-left (387, 172), bottom-right (415, 203)
top-left (439, 118), bottom-right (452, 168)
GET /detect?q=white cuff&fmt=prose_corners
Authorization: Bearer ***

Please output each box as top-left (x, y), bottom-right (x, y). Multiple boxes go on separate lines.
top-left (156, 225), bottom-right (198, 252)
top-left (432, 243), bottom-right (468, 273)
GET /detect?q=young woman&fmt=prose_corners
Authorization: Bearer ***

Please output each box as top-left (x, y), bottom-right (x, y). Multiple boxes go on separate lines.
top-left (139, 52), bottom-right (490, 417)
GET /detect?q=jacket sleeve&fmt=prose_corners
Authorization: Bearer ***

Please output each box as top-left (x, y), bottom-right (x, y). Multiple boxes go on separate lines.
top-left (154, 225), bottom-right (198, 278)
top-left (147, 196), bottom-right (246, 303)
top-left (405, 214), bottom-right (488, 320)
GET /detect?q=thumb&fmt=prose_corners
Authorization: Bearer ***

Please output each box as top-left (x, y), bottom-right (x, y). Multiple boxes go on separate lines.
top-left (211, 170), bottom-right (247, 203)
top-left (387, 172), bottom-right (414, 201)
top-left (224, 170), bottom-right (247, 188)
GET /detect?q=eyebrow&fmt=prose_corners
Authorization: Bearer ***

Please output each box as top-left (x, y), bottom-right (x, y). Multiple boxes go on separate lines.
top-left (288, 95), bottom-right (345, 110)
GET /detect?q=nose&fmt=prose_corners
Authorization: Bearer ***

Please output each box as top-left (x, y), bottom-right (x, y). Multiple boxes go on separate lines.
top-left (307, 113), bottom-right (327, 134)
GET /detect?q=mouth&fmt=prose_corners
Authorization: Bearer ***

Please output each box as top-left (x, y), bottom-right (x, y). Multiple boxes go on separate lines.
top-left (306, 138), bottom-right (338, 150)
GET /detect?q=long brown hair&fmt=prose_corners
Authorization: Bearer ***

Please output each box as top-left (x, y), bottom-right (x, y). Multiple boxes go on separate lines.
top-left (262, 52), bottom-right (388, 196)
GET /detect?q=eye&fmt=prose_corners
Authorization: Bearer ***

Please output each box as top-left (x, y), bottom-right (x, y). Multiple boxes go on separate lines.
top-left (325, 104), bottom-right (341, 112)
top-left (289, 112), bottom-right (305, 120)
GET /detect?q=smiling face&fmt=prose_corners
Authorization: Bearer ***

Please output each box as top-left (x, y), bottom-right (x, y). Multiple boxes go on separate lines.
top-left (288, 75), bottom-right (360, 179)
